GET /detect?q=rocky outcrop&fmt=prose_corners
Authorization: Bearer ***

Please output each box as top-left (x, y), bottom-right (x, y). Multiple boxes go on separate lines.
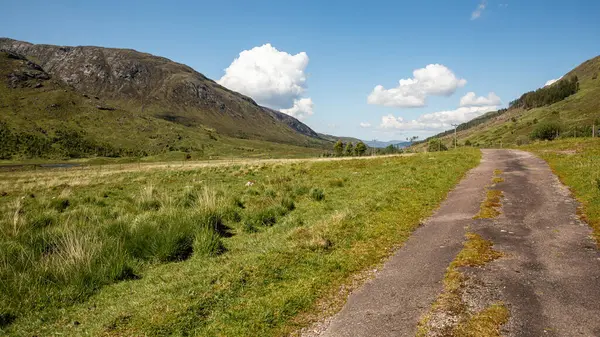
top-left (1, 49), bottom-right (51, 88)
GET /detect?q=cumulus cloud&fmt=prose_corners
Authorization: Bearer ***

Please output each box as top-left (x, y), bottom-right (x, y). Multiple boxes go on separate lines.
top-left (279, 98), bottom-right (314, 120)
top-left (367, 64), bottom-right (467, 108)
top-left (460, 92), bottom-right (502, 107)
top-left (380, 106), bottom-right (498, 132)
top-left (471, 0), bottom-right (487, 20)
top-left (360, 122), bottom-right (372, 128)
top-left (544, 77), bottom-right (562, 87)
top-left (218, 43), bottom-right (314, 119)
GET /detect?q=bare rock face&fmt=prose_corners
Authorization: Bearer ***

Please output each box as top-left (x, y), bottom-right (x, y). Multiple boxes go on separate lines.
top-left (1, 49), bottom-right (51, 88)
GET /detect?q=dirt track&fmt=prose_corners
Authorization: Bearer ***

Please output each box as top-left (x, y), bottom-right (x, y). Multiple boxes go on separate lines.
top-left (307, 149), bottom-right (600, 337)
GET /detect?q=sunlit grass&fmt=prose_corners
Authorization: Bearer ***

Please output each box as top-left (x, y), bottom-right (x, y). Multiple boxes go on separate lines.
top-left (0, 149), bottom-right (480, 335)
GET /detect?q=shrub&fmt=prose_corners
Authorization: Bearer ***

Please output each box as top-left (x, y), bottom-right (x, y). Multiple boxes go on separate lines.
top-left (530, 121), bottom-right (563, 140)
top-left (310, 188), bottom-right (325, 201)
top-left (464, 139), bottom-right (472, 146)
top-left (428, 138), bottom-right (448, 152)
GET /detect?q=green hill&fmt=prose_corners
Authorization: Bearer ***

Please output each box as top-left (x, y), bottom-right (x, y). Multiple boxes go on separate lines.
top-left (0, 39), bottom-right (331, 161)
top-left (420, 55), bottom-right (600, 148)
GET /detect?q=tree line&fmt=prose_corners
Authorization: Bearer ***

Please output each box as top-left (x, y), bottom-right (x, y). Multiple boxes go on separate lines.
top-left (509, 76), bottom-right (579, 110)
top-left (332, 140), bottom-right (368, 157)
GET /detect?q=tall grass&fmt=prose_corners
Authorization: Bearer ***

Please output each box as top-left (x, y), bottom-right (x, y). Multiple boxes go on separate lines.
top-left (0, 185), bottom-right (245, 324)
top-left (0, 150), bottom-right (481, 335)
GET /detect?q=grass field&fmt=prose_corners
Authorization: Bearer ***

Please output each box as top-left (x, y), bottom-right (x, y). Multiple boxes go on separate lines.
top-left (0, 149), bottom-right (480, 336)
top-left (523, 138), bottom-right (600, 244)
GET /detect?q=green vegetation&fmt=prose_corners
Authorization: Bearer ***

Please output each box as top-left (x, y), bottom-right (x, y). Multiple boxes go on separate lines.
top-left (509, 76), bottom-right (579, 110)
top-left (474, 171), bottom-right (504, 219)
top-left (0, 149), bottom-right (480, 335)
top-left (331, 140), bottom-right (369, 157)
top-left (454, 303), bottom-right (510, 337)
top-left (414, 55), bottom-right (600, 149)
top-left (530, 121), bottom-right (563, 140)
top-left (0, 51), bottom-right (330, 163)
top-left (427, 138), bottom-right (448, 152)
top-left (524, 138), bottom-right (600, 244)
top-left (418, 233), bottom-right (506, 336)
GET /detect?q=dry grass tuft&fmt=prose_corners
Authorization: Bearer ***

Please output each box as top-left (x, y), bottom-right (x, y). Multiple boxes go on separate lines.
top-left (453, 303), bottom-right (509, 337)
top-left (474, 190), bottom-right (503, 219)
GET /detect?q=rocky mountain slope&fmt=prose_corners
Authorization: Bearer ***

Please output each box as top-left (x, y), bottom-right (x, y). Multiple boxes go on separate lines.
top-left (420, 55), bottom-right (600, 147)
top-left (0, 38), bottom-right (328, 160)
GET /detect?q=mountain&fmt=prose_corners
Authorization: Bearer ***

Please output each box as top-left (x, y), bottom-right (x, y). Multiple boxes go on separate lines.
top-left (317, 133), bottom-right (364, 145)
top-left (419, 55), bottom-right (600, 147)
top-left (0, 38), bottom-right (329, 160)
top-left (364, 140), bottom-right (411, 148)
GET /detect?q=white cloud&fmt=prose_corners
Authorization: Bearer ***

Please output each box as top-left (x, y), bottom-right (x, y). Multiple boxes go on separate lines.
top-left (460, 92), bottom-right (502, 107)
top-left (360, 122), bottom-right (372, 128)
top-left (279, 98), bottom-right (314, 120)
top-left (380, 106), bottom-right (498, 132)
top-left (499, 3), bottom-right (508, 8)
top-left (471, 0), bottom-right (487, 20)
top-left (544, 77), bottom-right (562, 87)
top-left (218, 43), bottom-right (314, 119)
top-left (367, 64), bottom-right (467, 108)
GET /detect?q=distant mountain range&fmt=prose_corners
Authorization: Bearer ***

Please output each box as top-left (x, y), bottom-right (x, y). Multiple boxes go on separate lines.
top-left (364, 140), bottom-right (411, 148)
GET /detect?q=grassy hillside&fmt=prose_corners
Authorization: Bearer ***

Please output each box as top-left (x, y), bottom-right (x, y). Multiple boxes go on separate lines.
top-left (0, 150), bottom-right (480, 336)
top-left (417, 55), bottom-right (600, 148)
top-left (0, 51), bottom-right (327, 161)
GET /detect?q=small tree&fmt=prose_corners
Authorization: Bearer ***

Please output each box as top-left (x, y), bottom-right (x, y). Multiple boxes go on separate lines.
top-left (333, 140), bottom-right (344, 156)
top-left (428, 138), bottom-right (448, 152)
top-left (530, 121), bottom-right (562, 140)
top-left (355, 141), bottom-right (367, 156)
top-left (464, 139), bottom-right (472, 146)
top-left (344, 142), bottom-right (354, 156)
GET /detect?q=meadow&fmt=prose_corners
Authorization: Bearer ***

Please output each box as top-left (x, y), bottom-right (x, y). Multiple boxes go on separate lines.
top-left (523, 138), bottom-right (600, 244)
top-left (0, 150), bottom-right (480, 336)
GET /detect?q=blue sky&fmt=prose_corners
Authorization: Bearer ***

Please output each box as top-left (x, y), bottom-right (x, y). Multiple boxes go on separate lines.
top-left (2, 0), bottom-right (599, 141)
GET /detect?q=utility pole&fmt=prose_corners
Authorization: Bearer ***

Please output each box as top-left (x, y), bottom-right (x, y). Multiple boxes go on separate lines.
top-left (451, 124), bottom-right (458, 149)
